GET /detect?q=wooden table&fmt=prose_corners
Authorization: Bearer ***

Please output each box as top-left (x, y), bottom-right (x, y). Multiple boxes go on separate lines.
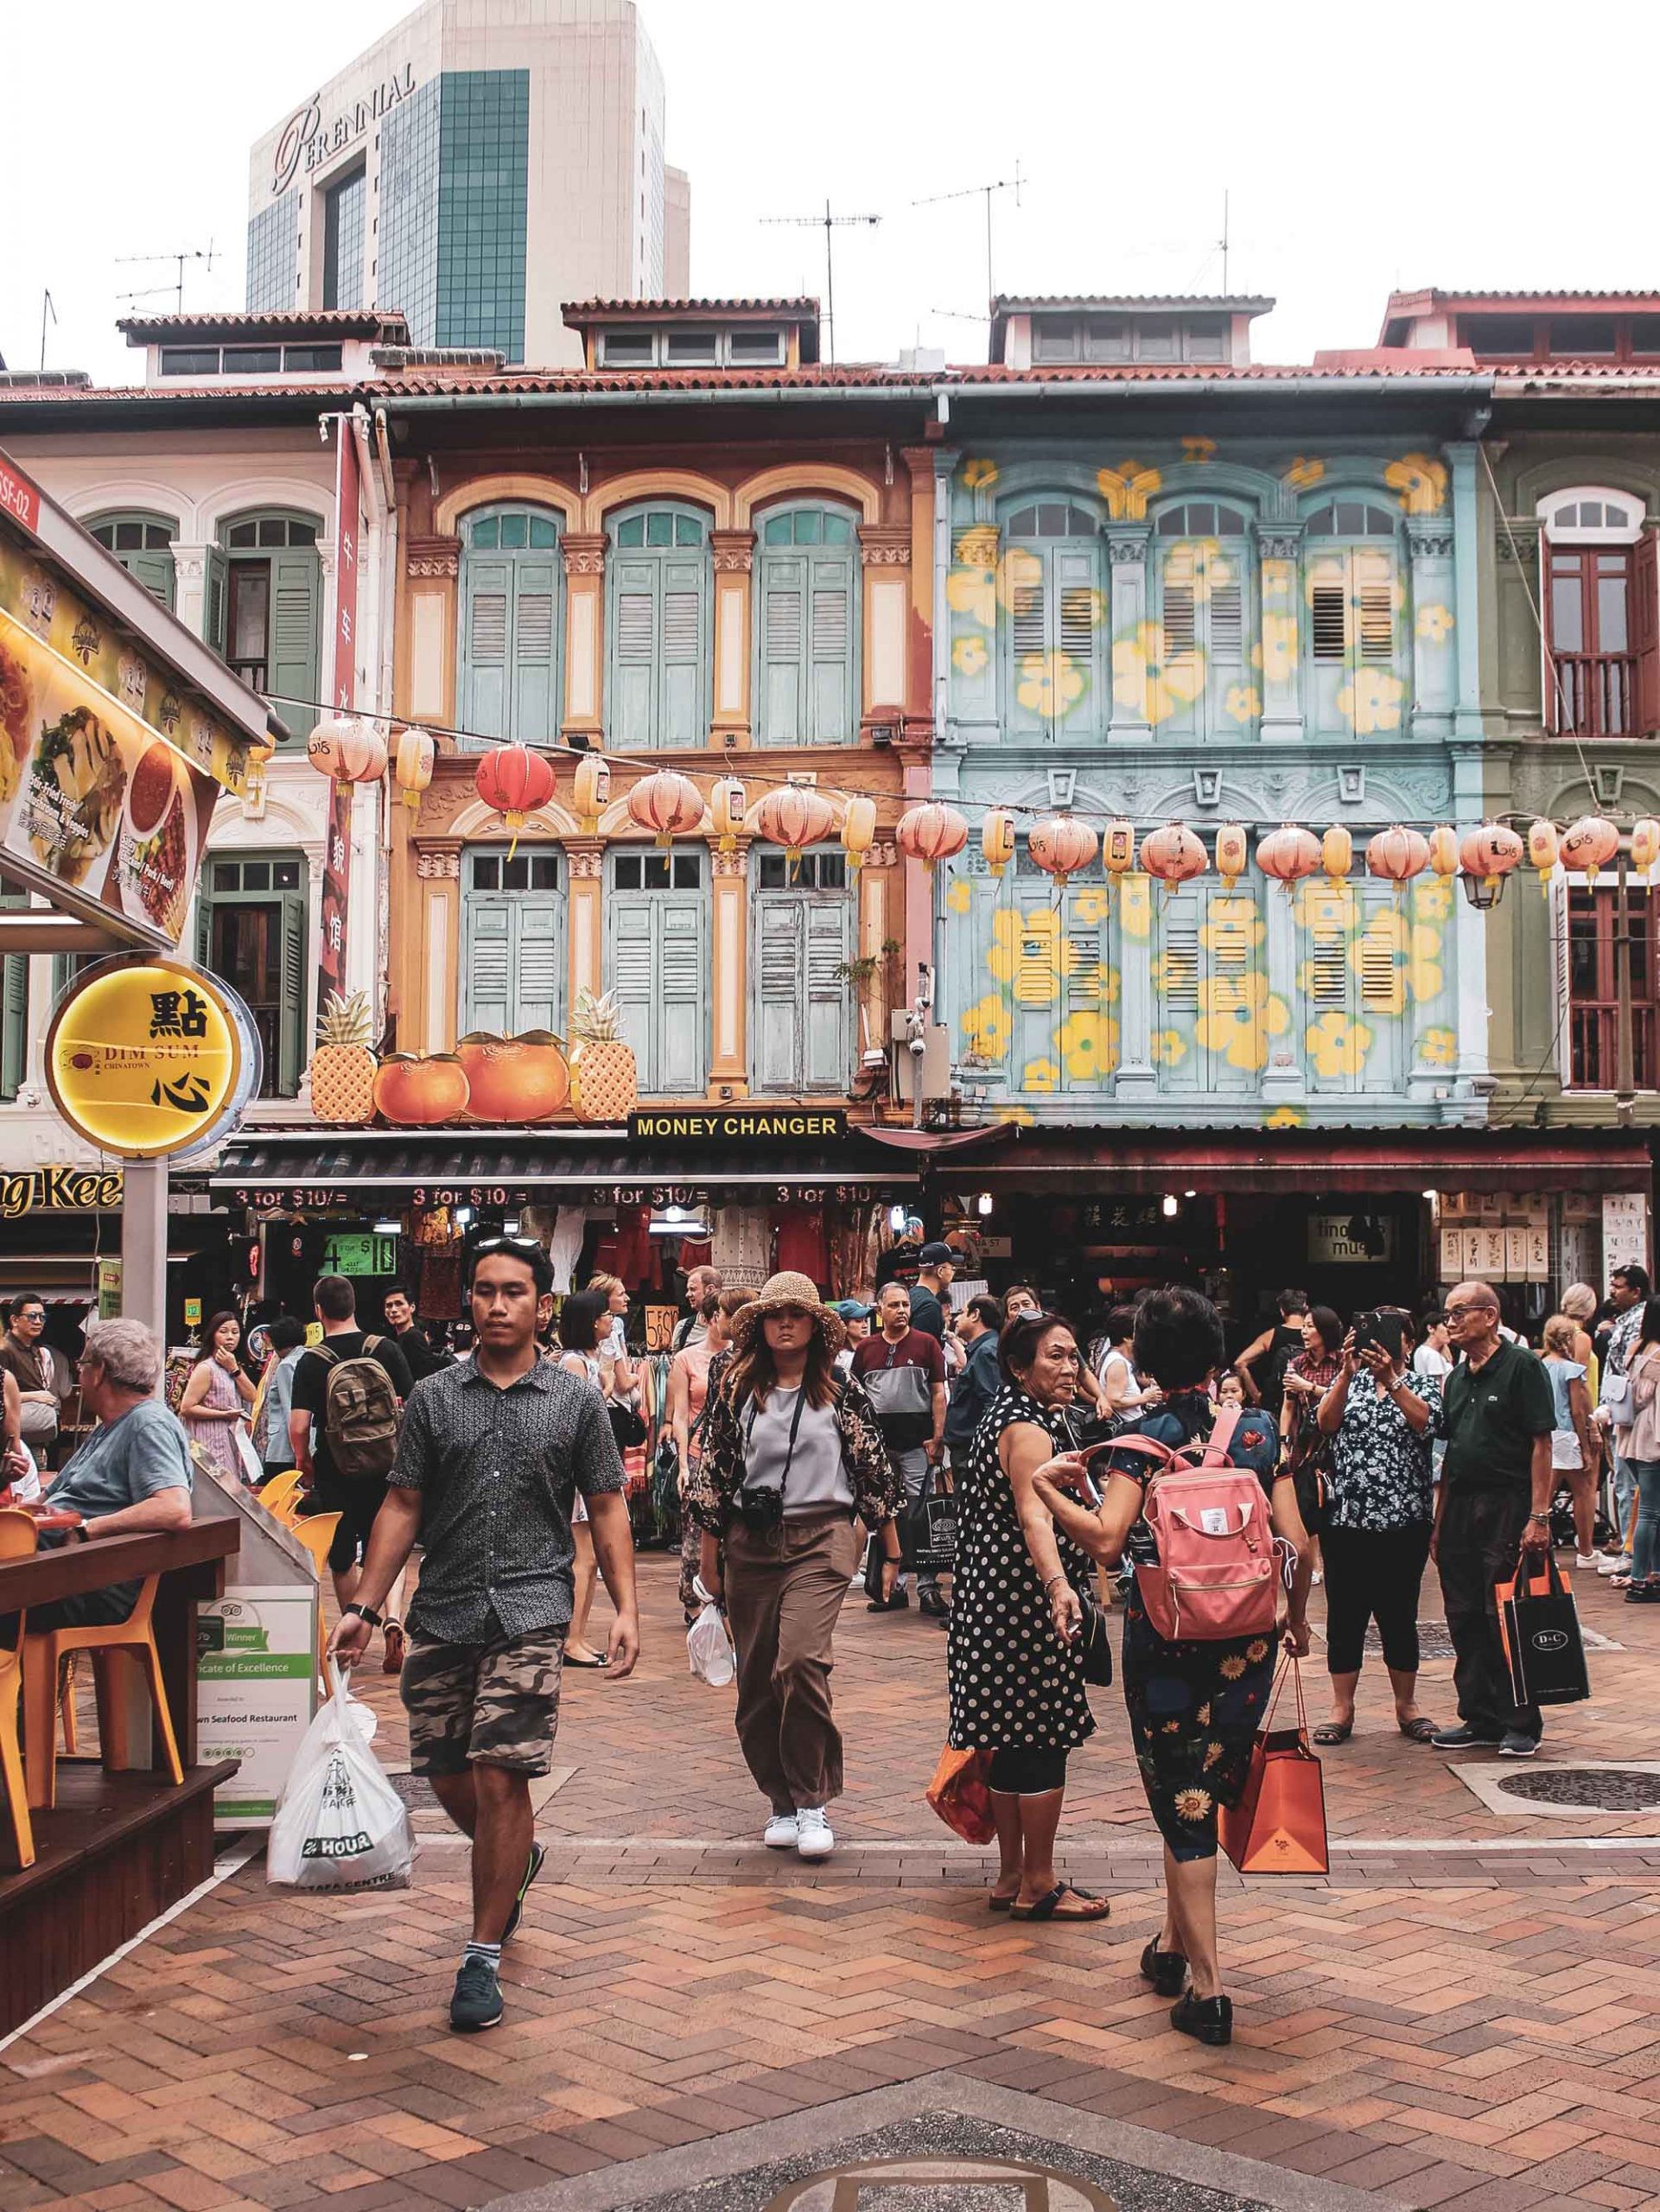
top-left (0, 1518), bottom-right (240, 2036)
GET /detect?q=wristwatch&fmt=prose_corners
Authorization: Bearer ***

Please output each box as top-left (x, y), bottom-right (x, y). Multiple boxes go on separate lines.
top-left (344, 1602), bottom-right (385, 1628)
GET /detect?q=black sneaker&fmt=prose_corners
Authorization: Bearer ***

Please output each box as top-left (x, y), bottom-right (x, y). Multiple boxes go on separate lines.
top-left (919, 1587), bottom-right (948, 1619)
top-left (1498, 1732), bottom-right (1540, 1758)
top-left (1140, 1936), bottom-right (1188, 1998)
top-left (1429, 1723), bottom-right (1503, 1749)
top-left (500, 1840), bottom-right (546, 1944)
top-left (449, 1955), bottom-right (504, 2033)
top-left (867, 1586), bottom-right (910, 1611)
top-left (1171, 1991), bottom-right (1231, 2046)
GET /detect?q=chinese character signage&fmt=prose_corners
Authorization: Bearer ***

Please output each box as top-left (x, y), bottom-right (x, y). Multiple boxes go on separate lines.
top-left (1603, 1192), bottom-right (1650, 1279)
top-left (46, 957), bottom-right (260, 1159)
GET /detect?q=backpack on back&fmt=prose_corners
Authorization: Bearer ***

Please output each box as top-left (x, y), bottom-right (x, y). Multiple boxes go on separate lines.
top-left (1114, 1402), bottom-right (1282, 1642)
top-left (318, 1339), bottom-right (400, 1480)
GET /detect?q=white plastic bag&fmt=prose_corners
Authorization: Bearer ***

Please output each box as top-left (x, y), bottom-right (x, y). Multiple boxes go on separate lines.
top-left (267, 1662), bottom-right (416, 1891)
top-left (686, 1601), bottom-right (735, 1688)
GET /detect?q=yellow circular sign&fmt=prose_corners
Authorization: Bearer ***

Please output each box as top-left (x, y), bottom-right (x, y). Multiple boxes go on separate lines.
top-left (46, 959), bottom-right (247, 1160)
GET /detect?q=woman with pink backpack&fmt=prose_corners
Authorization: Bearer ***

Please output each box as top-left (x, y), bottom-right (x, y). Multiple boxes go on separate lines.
top-left (1034, 1286), bottom-right (1312, 2048)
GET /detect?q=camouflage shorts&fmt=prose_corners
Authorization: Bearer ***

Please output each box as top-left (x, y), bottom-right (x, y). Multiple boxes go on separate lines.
top-left (400, 1629), bottom-right (565, 1777)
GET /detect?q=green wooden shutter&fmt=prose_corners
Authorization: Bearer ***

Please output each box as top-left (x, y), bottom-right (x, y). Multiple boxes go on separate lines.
top-left (0, 894), bottom-right (27, 1103)
top-left (205, 547), bottom-right (228, 656)
top-left (759, 551), bottom-right (805, 743)
top-left (609, 897), bottom-right (658, 1079)
top-left (512, 556), bottom-right (557, 741)
top-left (277, 889), bottom-right (307, 1096)
top-left (518, 899), bottom-right (562, 1032)
top-left (463, 893), bottom-right (514, 1033)
top-left (808, 550), bottom-right (854, 742)
top-left (462, 555), bottom-right (512, 741)
top-left (1155, 887), bottom-right (1202, 1095)
top-left (804, 897), bottom-right (849, 1089)
top-left (1053, 545), bottom-right (1099, 734)
top-left (754, 898), bottom-right (802, 1089)
top-left (656, 892), bottom-right (704, 1091)
top-left (269, 548), bottom-right (320, 738)
top-left (660, 554), bottom-right (705, 747)
top-left (612, 555), bottom-right (659, 749)
top-left (122, 547), bottom-right (175, 609)
top-left (1004, 547), bottom-right (1050, 736)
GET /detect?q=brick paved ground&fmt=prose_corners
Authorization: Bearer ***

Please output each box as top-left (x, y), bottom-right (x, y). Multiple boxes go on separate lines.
top-left (3, 1553), bottom-right (1659, 2212)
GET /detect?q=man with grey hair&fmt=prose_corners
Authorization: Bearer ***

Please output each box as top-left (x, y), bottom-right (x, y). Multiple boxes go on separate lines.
top-left (671, 1266), bottom-right (723, 1353)
top-left (23, 1319), bottom-right (194, 1632)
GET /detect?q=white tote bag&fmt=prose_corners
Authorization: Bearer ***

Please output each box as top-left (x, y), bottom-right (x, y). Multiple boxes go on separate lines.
top-left (267, 1662), bottom-right (415, 1891)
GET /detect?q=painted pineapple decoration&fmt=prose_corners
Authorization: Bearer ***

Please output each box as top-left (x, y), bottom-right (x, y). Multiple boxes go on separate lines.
top-left (309, 990), bottom-right (378, 1124)
top-left (567, 989), bottom-right (639, 1123)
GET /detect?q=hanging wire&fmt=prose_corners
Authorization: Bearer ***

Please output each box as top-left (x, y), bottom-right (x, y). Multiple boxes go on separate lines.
top-left (1478, 441), bottom-right (1600, 810)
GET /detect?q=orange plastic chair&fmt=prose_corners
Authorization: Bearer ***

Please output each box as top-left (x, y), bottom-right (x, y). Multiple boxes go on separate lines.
top-left (260, 1469), bottom-right (305, 1522)
top-left (0, 1508), bottom-right (37, 1867)
top-left (22, 1570), bottom-right (184, 1812)
top-left (287, 1512), bottom-right (342, 1675)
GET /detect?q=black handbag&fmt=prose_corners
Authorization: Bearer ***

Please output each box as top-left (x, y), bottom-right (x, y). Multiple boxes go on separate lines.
top-left (1499, 1549), bottom-right (1591, 1707)
top-left (609, 1400), bottom-right (647, 1451)
top-left (1075, 1580), bottom-right (1114, 1688)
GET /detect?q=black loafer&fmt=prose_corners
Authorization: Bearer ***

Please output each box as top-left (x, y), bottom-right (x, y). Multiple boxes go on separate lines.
top-left (1171, 1991), bottom-right (1231, 2046)
top-left (919, 1588), bottom-right (948, 1618)
top-left (1140, 1936), bottom-right (1188, 1997)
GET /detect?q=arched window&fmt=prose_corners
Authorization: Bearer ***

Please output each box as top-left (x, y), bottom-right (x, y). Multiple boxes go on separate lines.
top-left (211, 509), bottom-right (323, 739)
top-left (1302, 499), bottom-right (1402, 735)
top-left (458, 504), bottom-right (562, 749)
top-left (88, 512), bottom-right (178, 609)
top-left (1538, 486), bottom-right (1650, 737)
top-left (1000, 499), bottom-right (1107, 739)
top-left (1152, 502), bottom-right (1252, 737)
top-left (607, 503), bottom-right (711, 750)
top-left (754, 504), bottom-right (858, 744)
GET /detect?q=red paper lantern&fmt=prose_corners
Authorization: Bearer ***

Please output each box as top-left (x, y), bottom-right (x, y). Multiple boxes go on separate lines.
top-left (895, 801), bottom-right (970, 872)
top-left (1366, 825), bottom-right (1430, 885)
top-left (1458, 822), bottom-right (1524, 890)
top-left (1561, 812), bottom-right (1620, 882)
top-left (626, 768), bottom-right (706, 845)
top-left (1256, 823), bottom-right (1321, 892)
top-left (474, 744), bottom-right (554, 854)
top-left (757, 782), bottom-right (837, 862)
top-left (1028, 815), bottom-right (1100, 887)
top-left (1141, 822), bottom-right (1207, 888)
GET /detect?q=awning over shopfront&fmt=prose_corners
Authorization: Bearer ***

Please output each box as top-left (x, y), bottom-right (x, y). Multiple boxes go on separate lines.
top-left (209, 1127), bottom-right (921, 1207)
top-left (957, 1126), bottom-right (1657, 1197)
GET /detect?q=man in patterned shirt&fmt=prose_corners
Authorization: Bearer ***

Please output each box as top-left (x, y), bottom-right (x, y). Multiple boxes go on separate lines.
top-left (1597, 1262), bottom-right (1650, 1572)
top-left (329, 1236), bottom-right (639, 2033)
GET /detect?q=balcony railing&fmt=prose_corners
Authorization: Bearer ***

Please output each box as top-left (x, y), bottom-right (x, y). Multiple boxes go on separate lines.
top-left (1570, 1001), bottom-right (1655, 1088)
top-left (1555, 652), bottom-right (1634, 738)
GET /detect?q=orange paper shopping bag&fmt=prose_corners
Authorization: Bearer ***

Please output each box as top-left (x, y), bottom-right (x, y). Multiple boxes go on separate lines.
top-left (1220, 1656), bottom-right (1329, 1875)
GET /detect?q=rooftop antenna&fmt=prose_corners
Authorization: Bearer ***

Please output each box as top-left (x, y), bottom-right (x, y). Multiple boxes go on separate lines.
top-left (39, 290), bottom-right (55, 376)
top-left (1219, 191), bottom-right (1231, 294)
top-left (759, 200), bottom-right (881, 365)
top-left (116, 244), bottom-right (217, 316)
top-left (913, 161), bottom-right (1024, 307)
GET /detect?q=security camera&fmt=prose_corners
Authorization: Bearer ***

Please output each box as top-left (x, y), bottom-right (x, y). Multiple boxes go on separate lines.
top-left (319, 419), bottom-right (330, 445)
top-left (907, 1034), bottom-right (926, 1058)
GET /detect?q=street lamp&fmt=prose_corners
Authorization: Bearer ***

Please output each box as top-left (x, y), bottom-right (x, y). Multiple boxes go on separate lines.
top-left (1460, 870), bottom-right (1506, 911)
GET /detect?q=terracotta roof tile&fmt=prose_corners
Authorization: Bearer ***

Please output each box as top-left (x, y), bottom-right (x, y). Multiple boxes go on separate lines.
top-left (561, 296), bottom-right (818, 315)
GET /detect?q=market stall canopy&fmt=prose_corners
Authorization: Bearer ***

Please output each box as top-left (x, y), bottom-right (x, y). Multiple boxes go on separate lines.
top-left (0, 449), bottom-right (282, 955)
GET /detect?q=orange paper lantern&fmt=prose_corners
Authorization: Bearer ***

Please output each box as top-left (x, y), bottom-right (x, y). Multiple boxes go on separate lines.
top-left (1214, 823), bottom-right (1249, 890)
top-left (1141, 821), bottom-right (1208, 888)
top-left (626, 768), bottom-right (705, 845)
top-left (709, 775), bottom-right (747, 849)
top-left (1458, 822), bottom-right (1524, 892)
top-left (308, 713), bottom-right (387, 785)
top-left (1256, 823), bottom-right (1321, 892)
top-left (1320, 824), bottom-right (1353, 886)
top-left (1028, 815), bottom-right (1100, 888)
top-left (573, 753), bottom-right (611, 830)
top-left (1102, 820), bottom-right (1136, 875)
top-left (1525, 818), bottom-right (1560, 896)
top-left (1366, 825), bottom-right (1430, 886)
top-left (1428, 823), bottom-right (1460, 879)
top-left (757, 782), bottom-right (837, 862)
top-left (841, 793), bottom-right (878, 871)
top-left (896, 801), bottom-right (970, 872)
top-left (1561, 812), bottom-right (1620, 882)
top-left (980, 808), bottom-right (1016, 878)
top-left (475, 745), bottom-right (555, 854)
top-left (392, 725), bottom-right (434, 813)
top-left (1631, 818), bottom-right (1660, 876)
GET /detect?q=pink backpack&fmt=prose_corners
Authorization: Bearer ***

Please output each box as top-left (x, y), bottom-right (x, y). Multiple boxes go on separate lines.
top-left (1112, 1403), bottom-right (1282, 1643)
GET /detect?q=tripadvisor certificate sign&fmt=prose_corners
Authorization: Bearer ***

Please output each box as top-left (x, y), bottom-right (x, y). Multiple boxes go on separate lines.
top-left (197, 1587), bottom-right (318, 1827)
top-left (46, 957), bottom-right (261, 1160)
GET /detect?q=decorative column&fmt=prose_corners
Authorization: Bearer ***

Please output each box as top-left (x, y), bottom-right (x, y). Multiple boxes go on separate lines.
top-left (1104, 524), bottom-right (1151, 742)
top-left (1114, 874), bottom-right (1157, 1098)
top-left (1445, 441), bottom-right (1485, 741)
top-left (563, 837), bottom-right (606, 1005)
top-left (709, 836), bottom-right (750, 1092)
top-left (412, 845), bottom-right (461, 1055)
top-left (710, 529), bottom-right (755, 749)
top-left (858, 524), bottom-right (911, 736)
top-left (1256, 525), bottom-right (1305, 746)
top-left (561, 534), bottom-right (606, 749)
top-left (1407, 516), bottom-right (1457, 741)
top-left (404, 535), bottom-right (460, 729)
top-left (901, 448), bottom-right (938, 741)
top-left (169, 544), bottom-right (210, 644)
top-left (862, 842), bottom-right (900, 1071)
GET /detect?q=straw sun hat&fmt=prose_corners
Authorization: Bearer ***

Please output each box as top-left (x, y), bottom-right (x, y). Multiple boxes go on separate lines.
top-left (729, 1271), bottom-right (846, 1353)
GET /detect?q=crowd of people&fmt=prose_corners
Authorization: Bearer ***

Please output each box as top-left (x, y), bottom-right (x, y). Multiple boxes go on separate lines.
top-left (0, 1245), bottom-right (1644, 2050)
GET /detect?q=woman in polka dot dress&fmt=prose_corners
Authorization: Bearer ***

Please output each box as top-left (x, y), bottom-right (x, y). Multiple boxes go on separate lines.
top-left (946, 1310), bottom-right (1109, 1925)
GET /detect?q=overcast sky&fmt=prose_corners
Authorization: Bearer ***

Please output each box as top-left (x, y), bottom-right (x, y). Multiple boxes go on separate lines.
top-left (7, 0), bottom-right (1658, 385)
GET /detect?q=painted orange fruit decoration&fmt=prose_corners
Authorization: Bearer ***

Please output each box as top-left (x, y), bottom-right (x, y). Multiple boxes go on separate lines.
top-left (372, 1052), bottom-right (471, 1127)
top-left (455, 1031), bottom-right (569, 1123)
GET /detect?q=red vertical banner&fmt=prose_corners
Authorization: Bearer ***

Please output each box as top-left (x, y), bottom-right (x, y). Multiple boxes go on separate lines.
top-left (316, 417), bottom-right (360, 1014)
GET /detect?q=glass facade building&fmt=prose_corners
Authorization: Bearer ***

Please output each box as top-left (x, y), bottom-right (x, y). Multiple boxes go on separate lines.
top-left (434, 72), bottom-right (529, 357)
top-left (378, 75), bottom-right (442, 346)
top-left (321, 164), bottom-right (367, 312)
top-left (245, 193), bottom-right (299, 314)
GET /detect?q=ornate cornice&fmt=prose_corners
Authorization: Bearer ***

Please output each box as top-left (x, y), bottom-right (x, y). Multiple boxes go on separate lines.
top-left (407, 534), bottom-right (461, 580)
top-left (563, 837), bottom-right (605, 880)
top-left (1257, 530), bottom-right (1302, 562)
top-left (1407, 518), bottom-right (1454, 559)
top-left (867, 841), bottom-right (900, 868)
top-left (858, 524), bottom-right (911, 568)
top-left (415, 845), bottom-right (461, 880)
top-left (1496, 522), bottom-right (1540, 564)
top-left (711, 529), bottom-right (757, 575)
top-left (561, 532), bottom-right (607, 577)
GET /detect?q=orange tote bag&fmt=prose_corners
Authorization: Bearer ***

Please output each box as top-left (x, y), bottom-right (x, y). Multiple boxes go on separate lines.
top-left (1220, 1656), bottom-right (1329, 1875)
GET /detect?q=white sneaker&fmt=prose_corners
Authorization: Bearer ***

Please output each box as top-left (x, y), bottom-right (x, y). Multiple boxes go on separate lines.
top-left (1577, 1552), bottom-right (1618, 1570)
top-left (795, 1807), bottom-right (835, 1859)
top-left (1598, 1553), bottom-right (1631, 1575)
top-left (763, 1813), bottom-right (798, 1849)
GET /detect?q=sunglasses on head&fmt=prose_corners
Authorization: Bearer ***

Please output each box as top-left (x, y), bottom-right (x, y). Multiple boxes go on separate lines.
top-left (471, 1235), bottom-right (546, 1259)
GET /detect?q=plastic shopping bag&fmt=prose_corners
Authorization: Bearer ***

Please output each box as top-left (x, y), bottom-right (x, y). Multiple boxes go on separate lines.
top-left (686, 1601), bottom-right (736, 1688)
top-left (267, 1661), bottom-right (416, 1891)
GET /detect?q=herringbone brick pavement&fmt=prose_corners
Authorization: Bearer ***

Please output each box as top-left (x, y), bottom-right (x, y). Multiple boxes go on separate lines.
top-left (3, 1552), bottom-right (1658, 2212)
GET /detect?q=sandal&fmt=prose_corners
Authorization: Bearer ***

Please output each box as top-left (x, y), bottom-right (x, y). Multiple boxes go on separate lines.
top-left (1397, 1716), bottom-right (1438, 1743)
top-left (381, 1619), bottom-right (407, 1675)
top-left (563, 1649), bottom-right (607, 1669)
top-left (1009, 1884), bottom-right (1110, 1923)
top-left (988, 1892), bottom-right (1017, 1913)
top-left (1313, 1720), bottom-right (1353, 1745)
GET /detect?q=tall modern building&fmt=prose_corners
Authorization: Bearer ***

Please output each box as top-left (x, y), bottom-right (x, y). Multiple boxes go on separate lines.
top-left (245, 0), bottom-right (689, 367)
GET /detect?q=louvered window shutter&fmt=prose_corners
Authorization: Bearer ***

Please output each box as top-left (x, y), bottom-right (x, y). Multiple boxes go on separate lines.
top-left (518, 900), bottom-right (563, 1033)
top-left (277, 890), bottom-right (307, 1096)
top-left (126, 548), bottom-right (175, 610)
top-left (0, 896), bottom-right (26, 1103)
top-left (1634, 528), bottom-right (1660, 737)
top-left (1208, 579), bottom-right (1244, 665)
top-left (659, 554), bottom-right (705, 748)
top-left (760, 551), bottom-right (805, 743)
top-left (1310, 583), bottom-right (1347, 663)
top-left (1158, 890), bottom-right (1202, 1092)
top-left (611, 556), bottom-right (659, 749)
top-left (804, 897), bottom-right (849, 1089)
top-left (1356, 553), bottom-right (1396, 665)
top-left (205, 547), bottom-right (228, 658)
top-left (808, 552), bottom-right (853, 742)
top-left (608, 900), bottom-right (658, 1079)
top-left (754, 898), bottom-right (802, 1089)
top-left (268, 547), bottom-right (320, 738)
top-left (1005, 550), bottom-right (1049, 734)
top-left (463, 893), bottom-right (516, 1036)
top-left (464, 555), bottom-right (512, 741)
top-left (657, 894), bottom-right (705, 1092)
top-left (512, 556), bottom-right (557, 743)
top-left (1310, 924), bottom-right (1349, 1006)
top-left (1358, 922), bottom-right (1399, 1014)
top-left (1163, 581), bottom-right (1198, 659)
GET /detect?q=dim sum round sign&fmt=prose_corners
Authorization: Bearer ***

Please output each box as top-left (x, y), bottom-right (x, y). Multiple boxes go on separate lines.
top-left (47, 957), bottom-right (258, 1159)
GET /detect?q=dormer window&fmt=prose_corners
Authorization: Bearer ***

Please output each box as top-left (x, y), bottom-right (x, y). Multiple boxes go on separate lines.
top-left (157, 341), bottom-right (342, 376)
top-left (728, 328), bottom-right (785, 365)
top-left (599, 330), bottom-right (654, 365)
top-left (664, 329), bottom-right (718, 365)
top-left (1027, 312), bottom-right (1236, 365)
top-left (598, 325), bottom-right (787, 367)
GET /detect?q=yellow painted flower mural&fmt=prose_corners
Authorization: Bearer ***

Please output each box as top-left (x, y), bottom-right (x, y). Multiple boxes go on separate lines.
top-left (1415, 603), bottom-right (1454, 642)
top-left (951, 634), bottom-right (988, 678)
top-left (1196, 972), bottom-right (1289, 1073)
top-left (995, 1103), bottom-right (1034, 1127)
top-left (1306, 1010), bottom-right (1374, 1078)
top-left (1263, 1103), bottom-right (1307, 1128)
top-left (1181, 435), bottom-right (1218, 461)
top-left (1016, 650), bottom-right (1086, 719)
top-left (1254, 612), bottom-right (1298, 684)
top-left (946, 563), bottom-right (995, 628)
top-left (1055, 1011), bottom-right (1120, 1082)
top-left (1337, 667), bottom-right (1407, 734)
top-left (1284, 456), bottom-right (1326, 490)
top-left (1069, 962), bottom-right (1120, 1009)
top-left (1163, 539), bottom-right (1237, 601)
top-left (989, 910), bottom-right (1078, 1006)
top-left (1224, 683), bottom-right (1262, 723)
top-left (1418, 1025), bottom-right (1457, 1067)
top-left (1293, 879), bottom-right (1358, 934)
top-left (1200, 895), bottom-right (1266, 958)
top-left (1151, 1028), bottom-right (1188, 1067)
top-left (1413, 877), bottom-right (1453, 924)
top-left (1113, 620), bottom-right (1205, 725)
top-left (1097, 460), bottom-right (1162, 519)
top-left (1119, 875), bottom-right (1153, 940)
top-left (961, 458), bottom-right (1000, 491)
top-left (1071, 885), bottom-right (1111, 927)
top-left (961, 995), bottom-right (1013, 1059)
top-left (1023, 1057), bottom-right (1061, 1094)
top-left (1385, 451), bottom-right (1448, 514)
top-left (945, 875), bottom-right (973, 913)
top-left (956, 524), bottom-right (1000, 571)
top-left (1354, 908), bottom-right (1443, 1009)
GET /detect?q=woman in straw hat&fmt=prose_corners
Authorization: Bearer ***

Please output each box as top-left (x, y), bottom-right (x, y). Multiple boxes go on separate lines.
top-left (688, 1272), bottom-right (904, 1861)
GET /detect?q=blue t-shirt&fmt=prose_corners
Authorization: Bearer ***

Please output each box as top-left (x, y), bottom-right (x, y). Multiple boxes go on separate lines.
top-left (51, 1399), bottom-right (194, 1522)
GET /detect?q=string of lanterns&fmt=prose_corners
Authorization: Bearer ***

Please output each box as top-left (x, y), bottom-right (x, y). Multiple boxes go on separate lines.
top-left (306, 710), bottom-right (1650, 910)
